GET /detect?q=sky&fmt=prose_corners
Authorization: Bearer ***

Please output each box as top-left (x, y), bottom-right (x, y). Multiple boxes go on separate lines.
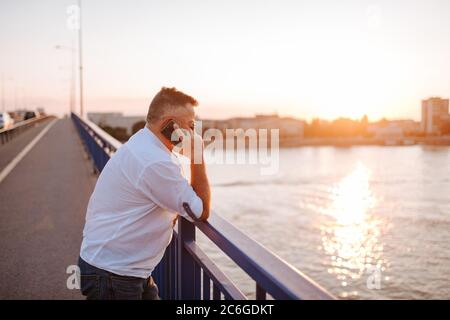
top-left (1, 0), bottom-right (450, 121)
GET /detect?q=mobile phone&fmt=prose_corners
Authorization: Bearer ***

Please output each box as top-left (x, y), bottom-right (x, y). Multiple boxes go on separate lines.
top-left (160, 120), bottom-right (182, 146)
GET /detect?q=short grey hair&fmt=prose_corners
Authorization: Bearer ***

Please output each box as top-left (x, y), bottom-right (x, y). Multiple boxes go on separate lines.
top-left (146, 87), bottom-right (198, 123)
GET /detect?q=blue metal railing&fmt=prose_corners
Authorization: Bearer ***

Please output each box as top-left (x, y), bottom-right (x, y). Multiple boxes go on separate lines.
top-left (71, 112), bottom-right (335, 300)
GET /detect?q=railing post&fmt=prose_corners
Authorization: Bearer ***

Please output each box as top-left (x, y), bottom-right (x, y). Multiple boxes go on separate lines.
top-left (177, 217), bottom-right (196, 299)
top-left (256, 283), bottom-right (267, 300)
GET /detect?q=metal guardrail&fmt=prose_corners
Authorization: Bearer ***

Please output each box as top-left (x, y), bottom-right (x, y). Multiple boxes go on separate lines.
top-left (0, 115), bottom-right (54, 145)
top-left (71, 112), bottom-right (335, 300)
top-left (71, 112), bottom-right (121, 173)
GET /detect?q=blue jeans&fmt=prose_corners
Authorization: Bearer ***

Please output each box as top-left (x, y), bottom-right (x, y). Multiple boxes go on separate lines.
top-left (78, 257), bottom-right (160, 300)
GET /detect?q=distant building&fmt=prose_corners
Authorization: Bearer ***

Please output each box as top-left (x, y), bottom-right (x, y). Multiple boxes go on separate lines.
top-left (421, 97), bottom-right (449, 135)
top-left (88, 112), bottom-right (305, 140)
top-left (367, 119), bottom-right (421, 139)
top-left (87, 112), bottom-right (145, 135)
top-left (368, 122), bottom-right (404, 139)
top-left (201, 114), bottom-right (304, 139)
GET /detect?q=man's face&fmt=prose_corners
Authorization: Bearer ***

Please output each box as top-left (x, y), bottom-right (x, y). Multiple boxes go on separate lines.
top-left (162, 104), bottom-right (196, 132)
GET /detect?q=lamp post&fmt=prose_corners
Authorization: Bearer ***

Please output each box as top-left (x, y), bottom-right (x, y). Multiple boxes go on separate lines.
top-left (1, 74), bottom-right (4, 112)
top-left (55, 45), bottom-right (76, 114)
top-left (78, 0), bottom-right (84, 117)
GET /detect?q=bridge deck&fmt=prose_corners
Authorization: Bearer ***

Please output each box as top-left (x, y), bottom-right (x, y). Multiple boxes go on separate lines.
top-left (0, 118), bottom-right (96, 299)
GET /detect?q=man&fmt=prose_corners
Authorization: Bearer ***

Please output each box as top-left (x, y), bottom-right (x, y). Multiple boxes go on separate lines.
top-left (78, 87), bottom-right (211, 300)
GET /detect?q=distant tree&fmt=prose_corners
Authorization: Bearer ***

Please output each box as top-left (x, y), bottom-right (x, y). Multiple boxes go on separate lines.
top-left (305, 118), bottom-right (329, 137)
top-left (330, 118), bottom-right (360, 137)
top-left (305, 116), bottom-right (371, 138)
top-left (132, 120), bottom-right (146, 135)
top-left (100, 125), bottom-right (129, 142)
top-left (361, 114), bottom-right (368, 126)
top-left (360, 115), bottom-right (369, 137)
top-left (378, 118), bottom-right (389, 127)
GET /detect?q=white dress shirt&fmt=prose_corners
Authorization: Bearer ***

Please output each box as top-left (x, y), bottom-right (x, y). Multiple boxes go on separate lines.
top-left (80, 127), bottom-right (203, 278)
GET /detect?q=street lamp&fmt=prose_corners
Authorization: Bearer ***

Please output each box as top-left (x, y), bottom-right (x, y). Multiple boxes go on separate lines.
top-left (1, 74), bottom-right (5, 112)
top-left (78, 0), bottom-right (84, 117)
top-left (55, 45), bottom-right (76, 114)
top-left (64, 0), bottom-right (84, 117)
top-left (1, 75), bottom-right (14, 112)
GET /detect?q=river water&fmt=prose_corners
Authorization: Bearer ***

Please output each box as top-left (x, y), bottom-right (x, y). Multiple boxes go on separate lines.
top-left (193, 145), bottom-right (450, 299)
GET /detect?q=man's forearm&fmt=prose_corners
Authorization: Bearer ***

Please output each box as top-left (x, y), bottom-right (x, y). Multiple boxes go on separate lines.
top-left (190, 158), bottom-right (211, 221)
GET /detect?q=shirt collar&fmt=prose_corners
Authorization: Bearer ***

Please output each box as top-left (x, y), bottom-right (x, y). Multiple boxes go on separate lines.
top-left (143, 126), bottom-right (171, 154)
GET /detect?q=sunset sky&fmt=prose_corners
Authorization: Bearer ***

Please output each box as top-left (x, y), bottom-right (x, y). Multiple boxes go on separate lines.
top-left (1, 0), bottom-right (450, 121)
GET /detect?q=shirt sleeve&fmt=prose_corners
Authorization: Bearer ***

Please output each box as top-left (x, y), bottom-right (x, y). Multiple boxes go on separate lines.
top-left (137, 160), bottom-right (203, 221)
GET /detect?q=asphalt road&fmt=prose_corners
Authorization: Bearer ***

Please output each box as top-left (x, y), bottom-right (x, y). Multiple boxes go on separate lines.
top-left (0, 118), bottom-right (97, 299)
top-left (0, 118), bottom-right (54, 172)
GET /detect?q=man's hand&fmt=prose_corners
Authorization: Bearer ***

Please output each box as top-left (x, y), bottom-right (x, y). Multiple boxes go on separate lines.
top-left (173, 124), bottom-right (204, 164)
top-left (173, 124), bottom-right (210, 222)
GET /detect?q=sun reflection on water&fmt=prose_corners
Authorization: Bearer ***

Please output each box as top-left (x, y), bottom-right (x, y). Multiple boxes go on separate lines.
top-left (320, 163), bottom-right (386, 299)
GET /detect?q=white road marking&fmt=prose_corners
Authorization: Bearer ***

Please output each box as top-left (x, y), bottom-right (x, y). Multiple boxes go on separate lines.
top-left (0, 119), bottom-right (58, 184)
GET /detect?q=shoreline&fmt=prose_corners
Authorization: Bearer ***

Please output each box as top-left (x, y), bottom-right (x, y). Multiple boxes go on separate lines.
top-left (204, 136), bottom-right (450, 148)
top-left (279, 136), bottom-right (450, 147)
